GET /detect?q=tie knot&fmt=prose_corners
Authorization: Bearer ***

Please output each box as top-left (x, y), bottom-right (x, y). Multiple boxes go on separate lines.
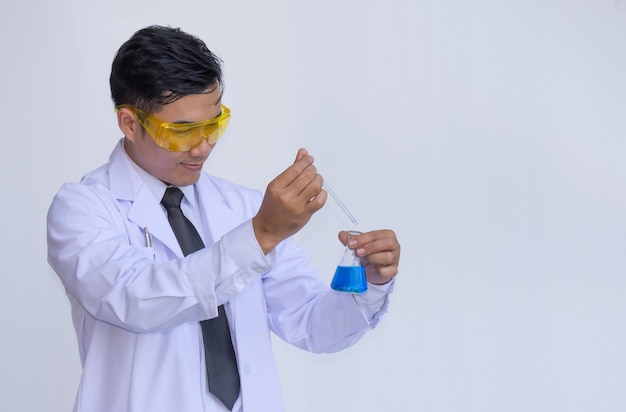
top-left (161, 187), bottom-right (184, 209)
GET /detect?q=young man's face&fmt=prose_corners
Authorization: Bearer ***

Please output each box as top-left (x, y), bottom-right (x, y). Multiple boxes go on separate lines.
top-left (122, 86), bottom-right (223, 186)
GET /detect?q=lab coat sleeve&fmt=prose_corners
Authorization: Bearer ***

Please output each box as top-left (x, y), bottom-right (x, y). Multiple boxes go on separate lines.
top-left (263, 238), bottom-right (393, 354)
top-left (47, 182), bottom-right (271, 333)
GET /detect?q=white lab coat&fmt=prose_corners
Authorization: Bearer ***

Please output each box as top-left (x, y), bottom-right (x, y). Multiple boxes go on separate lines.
top-left (47, 141), bottom-right (391, 412)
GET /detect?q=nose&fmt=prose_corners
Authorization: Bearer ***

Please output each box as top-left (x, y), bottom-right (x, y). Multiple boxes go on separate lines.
top-left (188, 138), bottom-right (213, 157)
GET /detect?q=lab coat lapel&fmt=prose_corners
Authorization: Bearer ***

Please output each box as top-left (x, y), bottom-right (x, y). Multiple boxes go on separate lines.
top-left (127, 187), bottom-right (183, 256)
top-left (195, 174), bottom-right (255, 330)
top-left (194, 173), bottom-right (245, 244)
top-left (108, 141), bottom-right (183, 257)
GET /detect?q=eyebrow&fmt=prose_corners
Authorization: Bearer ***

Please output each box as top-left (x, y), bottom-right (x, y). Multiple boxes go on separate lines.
top-left (171, 105), bottom-right (224, 125)
top-left (168, 85), bottom-right (223, 124)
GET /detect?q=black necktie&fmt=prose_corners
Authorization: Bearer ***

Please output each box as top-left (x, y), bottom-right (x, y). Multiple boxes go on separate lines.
top-left (161, 187), bottom-right (240, 410)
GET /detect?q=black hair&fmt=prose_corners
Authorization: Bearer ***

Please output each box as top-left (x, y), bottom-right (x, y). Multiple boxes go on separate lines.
top-left (110, 25), bottom-right (223, 113)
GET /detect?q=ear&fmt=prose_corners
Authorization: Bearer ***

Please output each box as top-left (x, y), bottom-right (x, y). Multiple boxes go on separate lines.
top-left (117, 107), bottom-right (142, 143)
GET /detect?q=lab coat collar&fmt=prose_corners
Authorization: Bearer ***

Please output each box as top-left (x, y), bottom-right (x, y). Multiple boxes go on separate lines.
top-left (106, 141), bottom-right (179, 255)
top-left (106, 140), bottom-right (243, 256)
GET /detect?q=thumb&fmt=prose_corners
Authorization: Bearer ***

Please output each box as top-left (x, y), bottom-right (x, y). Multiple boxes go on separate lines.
top-left (294, 148), bottom-right (309, 163)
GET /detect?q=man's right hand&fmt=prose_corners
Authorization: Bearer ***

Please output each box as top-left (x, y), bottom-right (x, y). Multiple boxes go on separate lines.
top-left (252, 148), bottom-right (327, 254)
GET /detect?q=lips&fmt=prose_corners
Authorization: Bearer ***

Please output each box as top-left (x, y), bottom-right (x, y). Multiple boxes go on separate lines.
top-left (181, 163), bottom-right (204, 171)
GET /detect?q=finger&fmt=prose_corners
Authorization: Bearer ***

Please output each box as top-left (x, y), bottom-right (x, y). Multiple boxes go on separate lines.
top-left (294, 148), bottom-right (309, 162)
top-left (276, 153), bottom-right (315, 190)
top-left (361, 249), bottom-right (399, 267)
top-left (338, 230), bottom-right (370, 248)
top-left (350, 230), bottom-right (397, 252)
top-left (337, 230), bottom-right (350, 246)
top-left (306, 180), bottom-right (328, 211)
top-left (283, 162), bottom-right (322, 204)
top-left (266, 157), bottom-right (315, 202)
top-left (366, 263), bottom-right (399, 283)
top-left (354, 231), bottom-right (400, 265)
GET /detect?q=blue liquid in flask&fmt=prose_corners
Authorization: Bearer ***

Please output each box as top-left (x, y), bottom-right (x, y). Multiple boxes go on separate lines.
top-left (331, 265), bottom-right (367, 294)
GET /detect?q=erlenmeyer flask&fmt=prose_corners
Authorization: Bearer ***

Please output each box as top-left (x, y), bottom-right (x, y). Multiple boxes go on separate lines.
top-left (330, 230), bottom-right (367, 293)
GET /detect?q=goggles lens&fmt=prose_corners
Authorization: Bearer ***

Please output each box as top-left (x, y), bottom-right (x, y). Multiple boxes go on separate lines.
top-left (116, 104), bottom-right (231, 152)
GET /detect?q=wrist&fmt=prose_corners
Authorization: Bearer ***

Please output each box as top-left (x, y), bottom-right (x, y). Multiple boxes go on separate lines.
top-left (252, 217), bottom-right (281, 254)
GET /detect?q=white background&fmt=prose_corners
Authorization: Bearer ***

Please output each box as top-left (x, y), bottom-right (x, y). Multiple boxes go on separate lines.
top-left (1, 1), bottom-right (626, 411)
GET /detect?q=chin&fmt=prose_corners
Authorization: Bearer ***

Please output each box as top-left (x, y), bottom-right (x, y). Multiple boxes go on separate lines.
top-left (174, 174), bottom-right (202, 187)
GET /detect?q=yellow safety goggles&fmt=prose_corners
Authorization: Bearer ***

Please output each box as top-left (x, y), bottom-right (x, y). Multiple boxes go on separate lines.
top-left (116, 104), bottom-right (231, 152)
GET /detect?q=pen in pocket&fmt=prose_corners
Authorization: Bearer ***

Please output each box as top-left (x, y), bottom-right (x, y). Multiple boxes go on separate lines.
top-left (144, 227), bottom-right (156, 260)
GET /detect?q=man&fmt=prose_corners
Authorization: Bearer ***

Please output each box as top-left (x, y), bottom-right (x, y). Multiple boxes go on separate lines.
top-left (47, 25), bottom-right (401, 412)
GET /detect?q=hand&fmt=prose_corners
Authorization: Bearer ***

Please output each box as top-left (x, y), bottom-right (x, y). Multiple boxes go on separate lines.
top-left (338, 229), bottom-right (401, 285)
top-left (253, 148), bottom-right (327, 254)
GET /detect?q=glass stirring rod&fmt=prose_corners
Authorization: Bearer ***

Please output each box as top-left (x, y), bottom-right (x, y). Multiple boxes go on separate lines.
top-left (322, 181), bottom-right (359, 225)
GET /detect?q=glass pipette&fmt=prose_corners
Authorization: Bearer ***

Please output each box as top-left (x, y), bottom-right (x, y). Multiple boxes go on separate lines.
top-left (322, 181), bottom-right (359, 225)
